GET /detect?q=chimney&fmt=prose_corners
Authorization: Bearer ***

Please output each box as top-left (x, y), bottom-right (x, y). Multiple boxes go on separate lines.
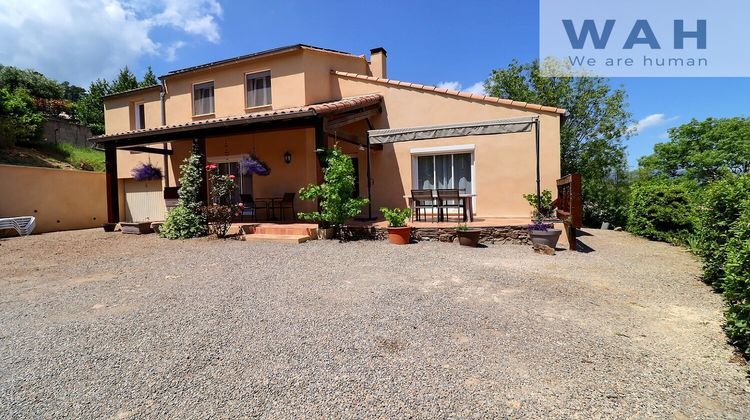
top-left (369, 47), bottom-right (387, 79)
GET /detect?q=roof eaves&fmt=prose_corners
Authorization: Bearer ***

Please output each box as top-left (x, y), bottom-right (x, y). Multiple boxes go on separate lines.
top-left (332, 71), bottom-right (567, 115)
top-left (102, 84), bottom-right (162, 100)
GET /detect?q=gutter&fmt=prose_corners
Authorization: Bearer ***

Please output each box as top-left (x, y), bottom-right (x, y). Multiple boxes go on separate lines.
top-left (160, 79), bottom-right (169, 187)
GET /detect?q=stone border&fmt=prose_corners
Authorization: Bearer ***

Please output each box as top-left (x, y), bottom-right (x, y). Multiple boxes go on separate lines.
top-left (340, 225), bottom-right (531, 245)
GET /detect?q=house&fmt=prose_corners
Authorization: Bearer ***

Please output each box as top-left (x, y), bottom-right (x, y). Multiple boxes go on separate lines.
top-left (92, 44), bottom-right (565, 224)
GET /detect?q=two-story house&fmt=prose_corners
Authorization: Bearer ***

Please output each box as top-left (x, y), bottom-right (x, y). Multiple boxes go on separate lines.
top-left (92, 44), bottom-right (565, 224)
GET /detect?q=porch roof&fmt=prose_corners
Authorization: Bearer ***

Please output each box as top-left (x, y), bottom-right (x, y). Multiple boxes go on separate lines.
top-left (91, 94), bottom-right (382, 147)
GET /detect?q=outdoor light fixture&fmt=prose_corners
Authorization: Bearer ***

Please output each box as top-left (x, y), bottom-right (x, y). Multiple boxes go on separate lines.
top-left (284, 151), bottom-right (292, 164)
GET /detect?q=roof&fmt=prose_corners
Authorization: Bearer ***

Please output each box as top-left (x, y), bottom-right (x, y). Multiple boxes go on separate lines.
top-left (333, 71), bottom-right (567, 115)
top-left (161, 44), bottom-right (363, 79)
top-left (102, 84), bottom-right (161, 99)
top-left (91, 94), bottom-right (382, 143)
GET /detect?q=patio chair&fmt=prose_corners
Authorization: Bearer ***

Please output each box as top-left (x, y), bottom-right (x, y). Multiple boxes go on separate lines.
top-left (239, 194), bottom-right (264, 222)
top-left (411, 189), bottom-right (437, 222)
top-left (273, 192), bottom-right (296, 221)
top-left (437, 189), bottom-right (465, 222)
top-left (0, 216), bottom-right (36, 236)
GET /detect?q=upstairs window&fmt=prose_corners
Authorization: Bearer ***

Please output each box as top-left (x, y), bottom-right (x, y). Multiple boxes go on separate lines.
top-left (134, 102), bottom-right (145, 129)
top-left (246, 71), bottom-right (272, 108)
top-left (193, 81), bottom-right (215, 115)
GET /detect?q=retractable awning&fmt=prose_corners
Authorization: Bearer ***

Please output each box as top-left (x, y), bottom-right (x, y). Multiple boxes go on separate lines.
top-left (367, 116), bottom-right (536, 144)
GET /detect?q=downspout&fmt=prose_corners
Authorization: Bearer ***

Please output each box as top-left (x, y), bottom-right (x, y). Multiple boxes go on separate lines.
top-left (534, 117), bottom-right (542, 213)
top-left (160, 79), bottom-right (169, 187)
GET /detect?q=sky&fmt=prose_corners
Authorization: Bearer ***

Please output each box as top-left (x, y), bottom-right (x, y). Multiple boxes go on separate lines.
top-left (1, 0), bottom-right (747, 167)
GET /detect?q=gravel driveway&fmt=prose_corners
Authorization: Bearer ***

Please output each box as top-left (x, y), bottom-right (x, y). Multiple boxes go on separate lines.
top-left (1, 229), bottom-right (749, 418)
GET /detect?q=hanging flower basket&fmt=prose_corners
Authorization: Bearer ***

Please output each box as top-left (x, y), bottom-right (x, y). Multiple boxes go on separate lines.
top-left (240, 154), bottom-right (271, 176)
top-left (131, 163), bottom-right (163, 181)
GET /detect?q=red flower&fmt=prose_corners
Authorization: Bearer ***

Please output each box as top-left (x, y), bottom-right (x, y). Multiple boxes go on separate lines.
top-left (238, 202), bottom-right (244, 207)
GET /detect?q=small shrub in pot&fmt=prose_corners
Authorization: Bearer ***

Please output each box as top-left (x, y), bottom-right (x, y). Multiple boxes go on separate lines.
top-left (381, 207), bottom-right (411, 245)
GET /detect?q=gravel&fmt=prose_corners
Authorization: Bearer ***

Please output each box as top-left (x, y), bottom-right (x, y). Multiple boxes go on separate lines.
top-left (1, 228), bottom-right (749, 418)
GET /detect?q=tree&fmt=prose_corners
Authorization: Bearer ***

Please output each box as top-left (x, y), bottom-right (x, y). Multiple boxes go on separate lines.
top-left (75, 79), bottom-right (110, 135)
top-left (110, 66), bottom-right (138, 93)
top-left (638, 117), bottom-right (750, 184)
top-left (0, 87), bottom-right (44, 147)
top-left (140, 66), bottom-right (158, 87)
top-left (0, 65), bottom-right (65, 99)
top-left (484, 59), bottom-right (632, 227)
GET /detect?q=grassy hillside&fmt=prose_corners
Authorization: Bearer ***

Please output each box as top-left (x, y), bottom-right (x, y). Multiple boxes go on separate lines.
top-left (0, 142), bottom-right (104, 171)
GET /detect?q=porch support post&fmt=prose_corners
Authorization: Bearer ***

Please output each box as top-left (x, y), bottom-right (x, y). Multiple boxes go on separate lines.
top-left (192, 137), bottom-right (208, 206)
top-left (315, 119), bottom-right (326, 184)
top-left (104, 144), bottom-right (120, 223)
top-left (366, 132), bottom-right (373, 219)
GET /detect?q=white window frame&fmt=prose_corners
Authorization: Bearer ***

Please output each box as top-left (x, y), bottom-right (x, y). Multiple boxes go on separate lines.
top-left (410, 144), bottom-right (476, 211)
top-left (192, 80), bottom-right (215, 116)
top-left (245, 70), bottom-right (272, 109)
top-left (207, 154), bottom-right (253, 197)
top-left (134, 102), bottom-right (145, 130)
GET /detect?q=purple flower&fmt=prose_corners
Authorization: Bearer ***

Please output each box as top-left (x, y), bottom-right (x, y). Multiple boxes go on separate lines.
top-left (240, 155), bottom-right (271, 176)
top-left (528, 222), bottom-right (553, 232)
top-left (131, 163), bottom-right (162, 181)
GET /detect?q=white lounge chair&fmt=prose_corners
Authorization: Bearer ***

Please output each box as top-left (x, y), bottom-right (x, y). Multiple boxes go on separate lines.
top-left (0, 216), bottom-right (36, 236)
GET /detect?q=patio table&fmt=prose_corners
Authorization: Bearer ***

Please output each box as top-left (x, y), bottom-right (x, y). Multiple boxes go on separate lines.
top-left (253, 197), bottom-right (280, 220)
top-left (403, 192), bottom-right (475, 222)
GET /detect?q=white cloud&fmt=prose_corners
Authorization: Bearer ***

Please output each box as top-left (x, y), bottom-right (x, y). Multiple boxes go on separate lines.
top-left (436, 80), bottom-right (487, 96)
top-left (630, 113), bottom-right (679, 135)
top-left (0, 0), bottom-right (223, 86)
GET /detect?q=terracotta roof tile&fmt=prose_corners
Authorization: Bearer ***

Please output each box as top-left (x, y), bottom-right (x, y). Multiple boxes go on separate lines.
top-left (93, 94), bottom-right (382, 142)
top-left (332, 71), bottom-right (567, 115)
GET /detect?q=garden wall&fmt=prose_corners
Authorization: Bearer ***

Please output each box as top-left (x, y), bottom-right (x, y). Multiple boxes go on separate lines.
top-left (340, 225), bottom-right (533, 245)
top-left (41, 117), bottom-right (93, 148)
top-left (0, 164), bottom-right (106, 233)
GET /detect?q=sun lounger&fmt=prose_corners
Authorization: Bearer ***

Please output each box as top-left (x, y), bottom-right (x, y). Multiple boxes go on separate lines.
top-left (0, 216), bottom-right (36, 236)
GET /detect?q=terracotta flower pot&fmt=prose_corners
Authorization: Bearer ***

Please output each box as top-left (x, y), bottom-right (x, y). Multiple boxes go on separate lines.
top-left (318, 227), bottom-right (335, 240)
top-left (387, 226), bottom-right (411, 245)
top-left (528, 229), bottom-right (562, 249)
top-left (457, 229), bottom-right (482, 247)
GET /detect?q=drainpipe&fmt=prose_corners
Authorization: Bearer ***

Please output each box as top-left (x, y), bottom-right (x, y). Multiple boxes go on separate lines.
top-left (534, 117), bottom-right (542, 212)
top-left (160, 79), bottom-right (169, 187)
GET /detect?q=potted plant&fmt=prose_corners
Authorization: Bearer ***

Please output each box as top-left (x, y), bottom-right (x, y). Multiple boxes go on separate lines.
top-left (527, 220), bottom-right (562, 248)
top-left (455, 223), bottom-right (481, 247)
top-left (380, 207), bottom-right (411, 245)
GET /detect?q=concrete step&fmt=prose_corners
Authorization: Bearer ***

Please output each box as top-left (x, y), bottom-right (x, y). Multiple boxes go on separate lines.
top-left (239, 224), bottom-right (318, 238)
top-left (241, 233), bottom-right (312, 244)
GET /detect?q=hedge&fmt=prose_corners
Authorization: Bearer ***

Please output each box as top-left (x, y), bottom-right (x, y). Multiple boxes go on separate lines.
top-left (696, 175), bottom-right (750, 291)
top-left (724, 199), bottom-right (750, 355)
top-left (627, 180), bottom-right (695, 244)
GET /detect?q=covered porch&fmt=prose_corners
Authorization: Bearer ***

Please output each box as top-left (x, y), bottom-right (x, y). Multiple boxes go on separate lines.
top-left (93, 95), bottom-right (384, 224)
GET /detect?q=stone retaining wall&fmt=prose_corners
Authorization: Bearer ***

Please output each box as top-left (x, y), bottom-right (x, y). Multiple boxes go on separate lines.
top-left (340, 225), bottom-right (531, 245)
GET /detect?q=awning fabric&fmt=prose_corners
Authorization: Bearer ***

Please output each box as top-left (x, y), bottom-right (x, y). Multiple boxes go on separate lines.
top-left (367, 116), bottom-right (536, 144)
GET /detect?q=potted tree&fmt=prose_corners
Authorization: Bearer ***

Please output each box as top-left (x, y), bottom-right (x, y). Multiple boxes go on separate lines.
top-left (380, 207), bottom-right (411, 245)
top-left (455, 223), bottom-right (482, 247)
top-left (298, 147), bottom-right (368, 239)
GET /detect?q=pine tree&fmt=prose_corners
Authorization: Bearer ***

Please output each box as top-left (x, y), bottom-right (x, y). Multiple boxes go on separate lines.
top-left (140, 66), bottom-right (158, 87)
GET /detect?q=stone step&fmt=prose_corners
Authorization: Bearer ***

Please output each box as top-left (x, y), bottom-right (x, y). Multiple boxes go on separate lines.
top-left (241, 233), bottom-right (312, 244)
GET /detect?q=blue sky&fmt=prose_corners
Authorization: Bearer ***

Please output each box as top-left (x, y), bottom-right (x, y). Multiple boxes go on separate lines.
top-left (1, 0), bottom-right (747, 167)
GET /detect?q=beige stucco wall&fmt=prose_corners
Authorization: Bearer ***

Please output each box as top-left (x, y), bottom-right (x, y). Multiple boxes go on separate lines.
top-left (104, 87), bottom-right (162, 135)
top-left (302, 49), bottom-right (368, 106)
top-left (333, 76), bottom-right (562, 218)
top-left (0, 165), bottom-right (106, 233)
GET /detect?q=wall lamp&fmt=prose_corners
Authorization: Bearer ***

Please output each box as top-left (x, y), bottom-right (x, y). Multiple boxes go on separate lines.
top-left (284, 151), bottom-right (292, 164)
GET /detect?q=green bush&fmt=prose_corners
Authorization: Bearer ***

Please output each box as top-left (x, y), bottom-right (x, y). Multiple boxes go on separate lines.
top-left (724, 200), bottom-right (750, 355)
top-left (298, 147), bottom-right (368, 228)
top-left (160, 149), bottom-right (207, 239)
top-left (627, 180), bottom-right (695, 244)
top-left (380, 207), bottom-right (410, 227)
top-left (522, 189), bottom-right (554, 219)
top-left (696, 175), bottom-right (750, 290)
top-left (159, 205), bottom-right (207, 239)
